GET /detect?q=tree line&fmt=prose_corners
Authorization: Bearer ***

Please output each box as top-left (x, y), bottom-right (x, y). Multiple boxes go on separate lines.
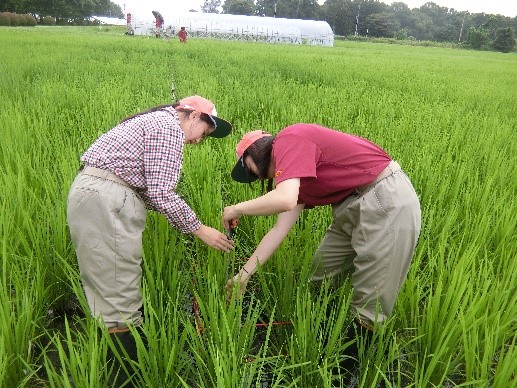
top-left (0, 0), bottom-right (123, 23)
top-left (215, 0), bottom-right (516, 50)
top-left (2, 0), bottom-right (516, 51)
top-left (202, 0), bottom-right (515, 51)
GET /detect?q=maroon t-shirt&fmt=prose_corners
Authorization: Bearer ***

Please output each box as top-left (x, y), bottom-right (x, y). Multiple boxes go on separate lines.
top-left (273, 124), bottom-right (391, 207)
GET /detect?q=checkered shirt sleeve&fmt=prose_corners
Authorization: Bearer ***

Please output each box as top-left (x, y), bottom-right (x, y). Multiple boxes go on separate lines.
top-left (81, 107), bottom-right (201, 233)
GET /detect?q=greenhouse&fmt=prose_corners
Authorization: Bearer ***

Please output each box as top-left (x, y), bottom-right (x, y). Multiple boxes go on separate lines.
top-left (128, 10), bottom-right (334, 46)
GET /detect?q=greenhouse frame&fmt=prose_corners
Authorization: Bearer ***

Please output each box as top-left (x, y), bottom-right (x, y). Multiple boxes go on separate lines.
top-left (128, 10), bottom-right (334, 46)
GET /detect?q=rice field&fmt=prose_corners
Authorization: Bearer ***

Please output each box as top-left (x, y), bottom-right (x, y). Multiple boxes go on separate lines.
top-left (1, 26), bottom-right (516, 387)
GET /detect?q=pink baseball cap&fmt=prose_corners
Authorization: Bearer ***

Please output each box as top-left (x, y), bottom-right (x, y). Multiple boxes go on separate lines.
top-left (231, 130), bottom-right (272, 183)
top-left (176, 95), bottom-right (232, 138)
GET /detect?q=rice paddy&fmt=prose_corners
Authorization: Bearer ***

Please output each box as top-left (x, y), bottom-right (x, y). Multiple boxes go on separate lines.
top-left (1, 26), bottom-right (516, 387)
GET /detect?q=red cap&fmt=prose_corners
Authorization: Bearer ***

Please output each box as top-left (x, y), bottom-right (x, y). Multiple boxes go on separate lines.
top-left (231, 130), bottom-right (272, 183)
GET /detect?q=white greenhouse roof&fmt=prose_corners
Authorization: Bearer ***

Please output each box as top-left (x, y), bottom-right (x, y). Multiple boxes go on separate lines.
top-left (92, 16), bottom-right (126, 26)
top-left (128, 11), bottom-right (334, 46)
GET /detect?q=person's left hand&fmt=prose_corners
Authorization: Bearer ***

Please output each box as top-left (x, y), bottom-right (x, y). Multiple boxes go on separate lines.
top-left (223, 205), bottom-right (240, 231)
top-left (226, 270), bottom-right (249, 302)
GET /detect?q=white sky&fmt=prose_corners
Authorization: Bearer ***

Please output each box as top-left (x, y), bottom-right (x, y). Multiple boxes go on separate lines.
top-left (115, 0), bottom-right (517, 18)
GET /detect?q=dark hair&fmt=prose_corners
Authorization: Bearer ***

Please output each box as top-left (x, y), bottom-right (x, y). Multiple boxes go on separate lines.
top-left (243, 135), bottom-right (276, 193)
top-left (119, 103), bottom-right (213, 128)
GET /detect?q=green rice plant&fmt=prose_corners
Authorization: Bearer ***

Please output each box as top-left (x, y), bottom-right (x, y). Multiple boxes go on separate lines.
top-left (137, 238), bottom-right (195, 387)
top-left (141, 213), bottom-right (192, 305)
top-left (283, 281), bottom-right (352, 386)
top-left (182, 272), bottom-right (276, 387)
top-left (1, 27), bottom-right (516, 386)
top-left (0, 340), bottom-right (7, 386)
top-left (41, 317), bottom-right (108, 388)
top-left (40, 253), bottom-right (143, 388)
top-left (236, 205), bottom-right (332, 324)
top-left (410, 253), bottom-right (475, 384)
top-left (37, 252), bottom-right (107, 387)
top-left (357, 318), bottom-right (406, 387)
top-left (0, 253), bottom-right (47, 387)
top-left (461, 311), bottom-right (498, 385)
top-left (492, 333), bottom-right (517, 387)
top-left (130, 289), bottom-right (190, 387)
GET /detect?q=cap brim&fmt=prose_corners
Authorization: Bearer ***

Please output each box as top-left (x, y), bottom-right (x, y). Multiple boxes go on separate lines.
top-left (209, 117), bottom-right (232, 138)
top-left (231, 157), bottom-right (259, 183)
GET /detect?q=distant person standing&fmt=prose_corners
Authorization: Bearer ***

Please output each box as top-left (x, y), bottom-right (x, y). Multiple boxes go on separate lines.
top-left (125, 12), bottom-right (134, 35)
top-left (153, 11), bottom-right (164, 38)
top-left (164, 26), bottom-right (175, 41)
top-left (178, 26), bottom-right (188, 43)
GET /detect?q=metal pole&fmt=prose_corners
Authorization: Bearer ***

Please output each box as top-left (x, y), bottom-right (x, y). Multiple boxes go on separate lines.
top-left (458, 11), bottom-right (468, 43)
top-left (355, 3), bottom-right (361, 36)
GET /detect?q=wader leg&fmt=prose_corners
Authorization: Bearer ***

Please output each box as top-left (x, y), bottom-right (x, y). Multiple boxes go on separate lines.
top-left (107, 329), bottom-right (140, 387)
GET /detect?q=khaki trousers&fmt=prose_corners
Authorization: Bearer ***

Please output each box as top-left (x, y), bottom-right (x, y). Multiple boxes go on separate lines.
top-left (67, 172), bottom-right (146, 329)
top-left (312, 162), bottom-right (421, 323)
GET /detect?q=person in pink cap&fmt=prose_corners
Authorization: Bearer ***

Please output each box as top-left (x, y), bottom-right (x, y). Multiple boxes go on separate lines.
top-left (223, 124), bottom-right (421, 373)
top-left (67, 95), bottom-right (233, 386)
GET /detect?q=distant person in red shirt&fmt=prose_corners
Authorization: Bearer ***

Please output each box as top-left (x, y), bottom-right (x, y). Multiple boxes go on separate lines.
top-left (223, 124), bottom-right (421, 373)
top-left (178, 26), bottom-right (188, 43)
top-left (154, 12), bottom-right (164, 37)
top-left (125, 12), bottom-right (134, 35)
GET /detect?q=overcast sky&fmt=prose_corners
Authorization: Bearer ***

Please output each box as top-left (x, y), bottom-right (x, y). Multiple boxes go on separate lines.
top-left (116, 0), bottom-right (517, 18)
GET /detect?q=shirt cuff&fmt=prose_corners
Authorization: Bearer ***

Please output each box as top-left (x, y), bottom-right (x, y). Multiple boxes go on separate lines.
top-left (181, 218), bottom-right (202, 234)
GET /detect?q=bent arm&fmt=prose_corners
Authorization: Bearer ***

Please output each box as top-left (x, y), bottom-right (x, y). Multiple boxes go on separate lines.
top-left (237, 203), bottom-right (304, 279)
top-left (223, 178), bottom-right (300, 229)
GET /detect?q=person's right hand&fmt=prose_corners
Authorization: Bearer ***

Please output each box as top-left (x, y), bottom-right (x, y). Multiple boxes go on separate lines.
top-left (222, 205), bottom-right (241, 231)
top-left (192, 224), bottom-right (234, 252)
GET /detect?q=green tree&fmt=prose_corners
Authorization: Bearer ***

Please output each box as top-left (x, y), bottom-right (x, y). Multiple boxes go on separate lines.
top-left (319, 0), bottom-right (357, 35)
top-left (291, 0), bottom-right (319, 19)
top-left (0, 0), bottom-right (20, 12)
top-left (6, 0), bottom-right (122, 19)
top-left (417, 2), bottom-right (457, 41)
top-left (393, 27), bottom-right (411, 40)
top-left (202, 0), bottom-right (222, 13)
top-left (222, 0), bottom-right (254, 15)
top-left (409, 11), bottom-right (433, 40)
top-left (492, 27), bottom-right (516, 52)
top-left (255, 0), bottom-right (273, 16)
top-left (355, 0), bottom-right (388, 35)
top-left (390, 2), bottom-right (413, 30)
top-left (254, 0), bottom-right (319, 20)
top-left (466, 26), bottom-right (489, 49)
top-left (93, 0), bottom-right (123, 17)
top-left (366, 12), bottom-right (399, 37)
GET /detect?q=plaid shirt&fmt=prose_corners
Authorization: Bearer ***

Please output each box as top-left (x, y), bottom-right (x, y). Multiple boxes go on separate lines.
top-left (81, 107), bottom-right (201, 233)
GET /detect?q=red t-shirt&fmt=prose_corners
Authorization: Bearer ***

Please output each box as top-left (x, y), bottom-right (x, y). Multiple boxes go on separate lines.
top-left (273, 124), bottom-right (391, 207)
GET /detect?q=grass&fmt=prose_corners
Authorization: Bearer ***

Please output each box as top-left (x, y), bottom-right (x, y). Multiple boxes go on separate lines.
top-left (0, 26), bottom-right (516, 387)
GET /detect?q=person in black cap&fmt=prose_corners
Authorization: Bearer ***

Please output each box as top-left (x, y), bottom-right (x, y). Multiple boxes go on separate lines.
top-left (222, 124), bottom-right (420, 375)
